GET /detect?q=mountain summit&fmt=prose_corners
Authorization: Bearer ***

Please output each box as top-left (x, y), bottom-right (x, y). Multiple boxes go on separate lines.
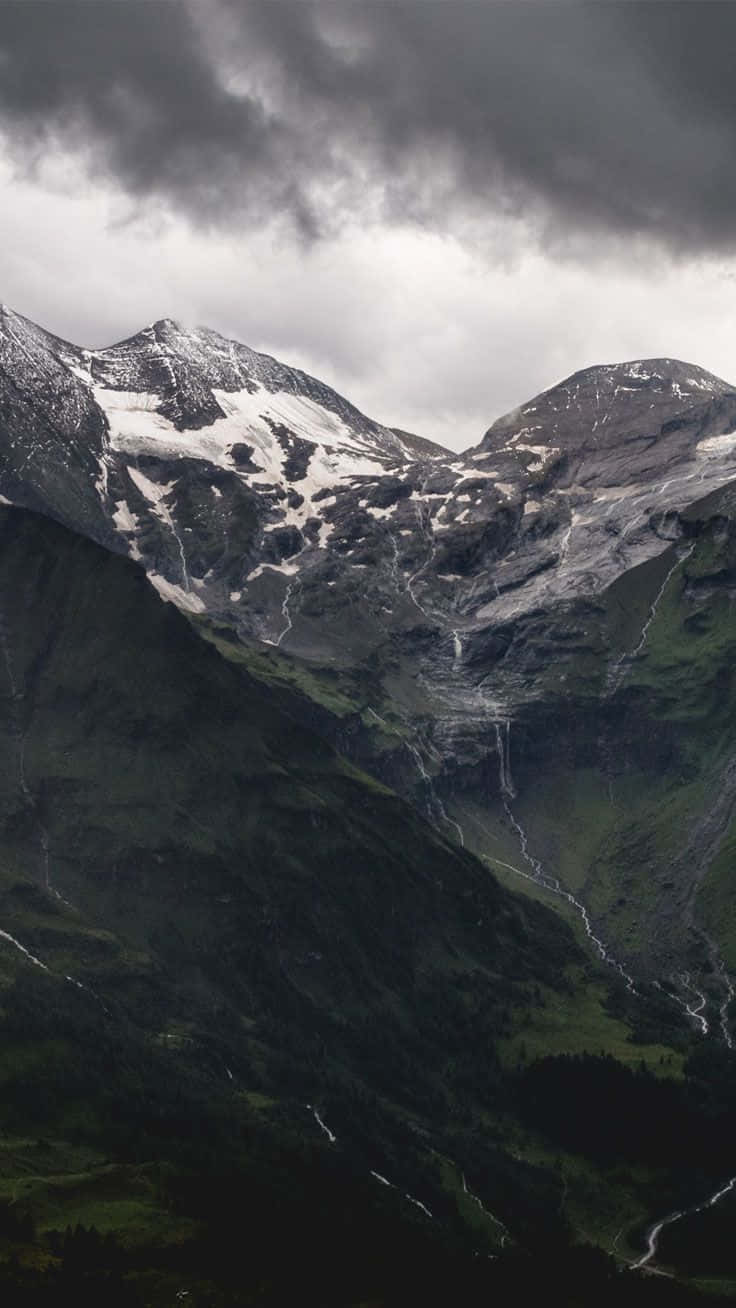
top-left (2, 309), bottom-right (736, 650)
top-left (90, 316), bottom-right (410, 457)
top-left (478, 358), bottom-right (736, 486)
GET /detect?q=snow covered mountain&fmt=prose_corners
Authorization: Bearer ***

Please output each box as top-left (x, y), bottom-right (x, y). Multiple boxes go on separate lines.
top-left (6, 303), bottom-right (736, 1005)
top-left (0, 306), bottom-right (440, 623)
top-left (9, 305), bottom-right (736, 1290)
top-left (4, 303), bottom-right (735, 664)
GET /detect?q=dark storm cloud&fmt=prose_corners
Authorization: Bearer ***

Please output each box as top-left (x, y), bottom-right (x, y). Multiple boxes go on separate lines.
top-left (0, 0), bottom-right (321, 231)
top-left (2, 1), bottom-right (736, 252)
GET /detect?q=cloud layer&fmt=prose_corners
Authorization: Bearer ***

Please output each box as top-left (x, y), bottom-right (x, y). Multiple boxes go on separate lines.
top-left (1, 2), bottom-right (736, 451)
top-left (2, 2), bottom-right (736, 252)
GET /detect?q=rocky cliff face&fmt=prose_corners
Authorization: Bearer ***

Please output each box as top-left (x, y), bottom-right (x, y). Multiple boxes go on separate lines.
top-left (4, 304), bottom-right (735, 665)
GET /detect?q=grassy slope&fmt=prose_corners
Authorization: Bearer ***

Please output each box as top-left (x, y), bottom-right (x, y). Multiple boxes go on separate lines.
top-left (0, 505), bottom-right (684, 1285)
top-left (6, 507), bottom-right (735, 1303)
top-left (194, 617), bottom-right (688, 1075)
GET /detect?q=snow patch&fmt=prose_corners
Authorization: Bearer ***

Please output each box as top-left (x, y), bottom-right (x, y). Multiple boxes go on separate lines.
top-left (363, 504), bottom-right (396, 520)
top-left (149, 574), bottom-right (205, 613)
top-left (113, 499), bottom-right (138, 533)
top-left (696, 430), bottom-right (736, 456)
top-left (247, 560), bottom-right (301, 581)
top-left (112, 500), bottom-right (143, 560)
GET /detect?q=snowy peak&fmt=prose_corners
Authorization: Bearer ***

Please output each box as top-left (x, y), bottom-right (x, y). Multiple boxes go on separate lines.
top-left (0, 304), bottom-right (414, 462)
top-left (600, 357), bottom-right (733, 394)
top-left (475, 358), bottom-right (736, 490)
top-left (89, 318), bottom-right (408, 460)
top-left (480, 358), bottom-right (734, 452)
top-left (0, 303), bottom-right (79, 369)
top-left (6, 306), bottom-right (736, 684)
top-left (0, 304), bottom-right (98, 440)
top-left (0, 307), bottom-right (437, 625)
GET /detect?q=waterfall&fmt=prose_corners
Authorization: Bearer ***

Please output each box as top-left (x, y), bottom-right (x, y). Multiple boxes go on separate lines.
top-left (634, 1174), bottom-right (736, 1270)
top-left (493, 721), bottom-right (637, 992)
top-left (264, 579), bottom-right (300, 649)
top-left (494, 720), bottom-right (515, 800)
top-left (607, 543), bottom-right (695, 693)
top-left (678, 972), bottom-right (709, 1036)
top-left (405, 740), bottom-right (466, 847)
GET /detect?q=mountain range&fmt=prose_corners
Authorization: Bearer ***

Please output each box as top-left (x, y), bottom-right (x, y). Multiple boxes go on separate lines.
top-left (2, 304), bottom-right (736, 1302)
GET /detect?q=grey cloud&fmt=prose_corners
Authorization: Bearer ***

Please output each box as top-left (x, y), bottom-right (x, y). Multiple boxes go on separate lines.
top-left (2, 2), bottom-right (736, 252)
top-left (0, 0), bottom-right (320, 232)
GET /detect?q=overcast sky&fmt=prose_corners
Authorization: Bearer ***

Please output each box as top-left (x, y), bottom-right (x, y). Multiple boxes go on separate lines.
top-left (1, 1), bottom-right (736, 451)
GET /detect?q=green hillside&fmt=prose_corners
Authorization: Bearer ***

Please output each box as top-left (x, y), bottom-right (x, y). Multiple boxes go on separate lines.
top-left (0, 506), bottom-right (733, 1303)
